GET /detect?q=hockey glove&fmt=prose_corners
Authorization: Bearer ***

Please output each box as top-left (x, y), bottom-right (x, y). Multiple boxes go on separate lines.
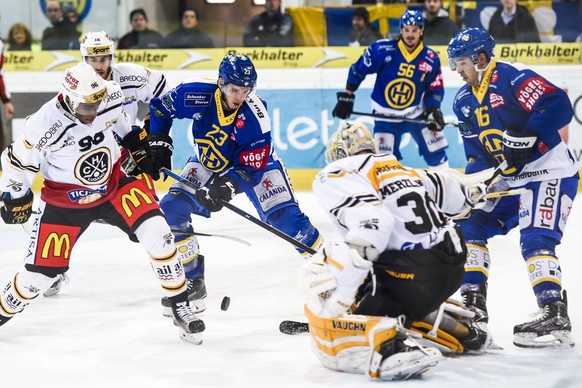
top-left (1, 189), bottom-right (34, 224)
top-left (194, 176), bottom-right (237, 212)
top-left (147, 134), bottom-right (174, 180)
top-left (332, 92), bottom-right (355, 119)
top-left (427, 107), bottom-right (445, 132)
top-left (120, 126), bottom-right (155, 177)
top-left (502, 127), bottom-right (537, 170)
top-left (464, 183), bottom-right (488, 207)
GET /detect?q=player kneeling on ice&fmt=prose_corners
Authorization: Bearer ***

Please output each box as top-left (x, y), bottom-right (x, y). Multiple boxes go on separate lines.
top-left (297, 122), bottom-right (496, 380)
top-left (0, 62), bottom-right (203, 344)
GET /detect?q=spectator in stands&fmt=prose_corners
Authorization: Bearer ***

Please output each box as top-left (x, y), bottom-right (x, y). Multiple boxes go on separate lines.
top-left (243, 0), bottom-right (294, 47)
top-left (349, 7), bottom-right (382, 47)
top-left (165, 8), bottom-right (215, 48)
top-left (41, 1), bottom-right (81, 50)
top-left (118, 8), bottom-right (166, 49)
top-left (64, 7), bottom-right (80, 28)
top-left (7, 23), bottom-right (40, 51)
top-left (0, 38), bottom-right (14, 120)
top-left (423, 0), bottom-right (459, 45)
top-left (488, 0), bottom-right (540, 43)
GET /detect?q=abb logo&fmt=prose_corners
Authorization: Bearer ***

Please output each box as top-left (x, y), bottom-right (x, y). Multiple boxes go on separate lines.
top-left (516, 77), bottom-right (556, 112)
top-left (240, 145), bottom-right (269, 170)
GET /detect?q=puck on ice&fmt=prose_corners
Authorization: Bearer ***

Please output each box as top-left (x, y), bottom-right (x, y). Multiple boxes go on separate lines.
top-left (221, 296), bottom-right (231, 311)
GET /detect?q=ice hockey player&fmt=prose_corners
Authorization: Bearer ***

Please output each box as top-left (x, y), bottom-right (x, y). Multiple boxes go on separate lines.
top-left (448, 28), bottom-right (577, 348)
top-left (147, 54), bottom-right (322, 316)
top-left (0, 62), bottom-right (203, 344)
top-left (298, 121), bottom-right (493, 380)
top-left (331, 10), bottom-right (449, 169)
top-left (42, 31), bottom-right (171, 297)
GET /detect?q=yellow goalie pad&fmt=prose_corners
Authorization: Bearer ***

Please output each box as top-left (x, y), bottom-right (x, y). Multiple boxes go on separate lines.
top-left (410, 321), bottom-right (464, 353)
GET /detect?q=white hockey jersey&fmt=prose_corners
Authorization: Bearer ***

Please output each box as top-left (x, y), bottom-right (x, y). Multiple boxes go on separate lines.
top-left (313, 153), bottom-right (471, 252)
top-left (0, 81), bottom-right (132, 208)
top-left (109, 62), bottom-right (168, 123)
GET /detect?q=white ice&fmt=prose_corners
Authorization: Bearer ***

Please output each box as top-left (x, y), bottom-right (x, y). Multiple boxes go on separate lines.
top-left (1, 192), bottom-right (581, 388)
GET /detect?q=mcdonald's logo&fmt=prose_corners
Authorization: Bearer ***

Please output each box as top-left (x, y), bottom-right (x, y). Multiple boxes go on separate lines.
top-left (42, 233), bottom-right (71, 260)
top-left (121, 187), bottom-right (153, 217)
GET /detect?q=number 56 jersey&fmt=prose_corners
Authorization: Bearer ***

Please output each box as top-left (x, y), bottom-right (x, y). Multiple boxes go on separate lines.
top-left (0, 81), bottom-right (131, 208)
top-left (313, 153), bottom-right (471, 252)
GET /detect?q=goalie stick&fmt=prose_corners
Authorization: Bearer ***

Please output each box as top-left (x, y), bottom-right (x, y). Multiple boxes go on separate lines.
top-left (161, 167), bottom-right (317, 254)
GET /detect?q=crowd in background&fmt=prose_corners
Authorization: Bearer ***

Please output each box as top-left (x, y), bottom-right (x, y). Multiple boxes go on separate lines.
top-left (2, 0), bottom-right (561, 52)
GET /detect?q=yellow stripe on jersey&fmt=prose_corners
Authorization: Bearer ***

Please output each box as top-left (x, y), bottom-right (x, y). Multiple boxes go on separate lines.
top-left (214, 88), bottom-right (238, 127)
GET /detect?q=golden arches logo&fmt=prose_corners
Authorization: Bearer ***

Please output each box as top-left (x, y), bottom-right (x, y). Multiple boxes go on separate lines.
top-left (121, 188), bottom-right (153, 217)
top-left (384, 78), bottom-right (416, 109)
top-left (42, 233), bottom-right (71, 260)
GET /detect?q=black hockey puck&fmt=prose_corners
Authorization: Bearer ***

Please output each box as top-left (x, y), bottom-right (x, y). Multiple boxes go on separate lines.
top-left (221, 296), bottom-right (231, 311)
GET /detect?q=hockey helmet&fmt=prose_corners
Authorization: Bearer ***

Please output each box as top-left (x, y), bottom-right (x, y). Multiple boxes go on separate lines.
top-left (81, 31), bottom-right (115, 61)
top-left (218, 54), bottom-right (257, 89)
top-left (325, 121), bottom-right (377, 163)
top-left (399, 10), bottom-right (424, 30)
top-left (447, 28), bottom-right (495, 70)
top-left (60, 62), bottom-right (108, 113)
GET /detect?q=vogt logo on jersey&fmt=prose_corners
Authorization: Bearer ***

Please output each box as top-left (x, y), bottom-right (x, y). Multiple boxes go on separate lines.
top-left (184, 92), bottom-right (211, 107)
top-left (517, 77), bottom-right (556, 112)
top-left (240, 145), bottom-right (268, 169)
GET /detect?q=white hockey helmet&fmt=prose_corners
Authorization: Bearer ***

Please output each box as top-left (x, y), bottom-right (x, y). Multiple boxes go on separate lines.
top-left (325, 121), bottom-right (377, 163)
top-left (60, 62), bottom-right (108, 112)
top-left (81, 31), bottom-right (115, 61)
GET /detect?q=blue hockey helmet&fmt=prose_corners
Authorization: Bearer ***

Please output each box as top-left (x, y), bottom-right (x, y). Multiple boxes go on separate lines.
top-left (399, 10), bottom-right (424, 30)
top-left (447, 28), bottom-right (495, 69)
top-left (218, 54), bottom-right (257, 88)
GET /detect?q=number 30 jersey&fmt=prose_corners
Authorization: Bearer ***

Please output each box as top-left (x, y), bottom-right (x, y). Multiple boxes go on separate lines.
top-left (313, 153), bottom-right (470, 252)
top-left (0, 81), bottom-right (131, 207)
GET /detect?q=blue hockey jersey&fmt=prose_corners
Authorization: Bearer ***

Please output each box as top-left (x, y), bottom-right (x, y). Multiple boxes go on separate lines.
top-left (149, 78), bottom-right (272, 192)
top-left (452, 60), bottom-right (577, 185)
top-left (346, 39), bottom-right (444, 119)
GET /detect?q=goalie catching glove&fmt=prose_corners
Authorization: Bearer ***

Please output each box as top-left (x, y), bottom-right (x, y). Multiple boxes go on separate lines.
top-left (194, 175), bottom-right (237, 212)
top-left (1, 189), bottom-right (34, 224)
top-left (298, 242), bottom-right (373, 318)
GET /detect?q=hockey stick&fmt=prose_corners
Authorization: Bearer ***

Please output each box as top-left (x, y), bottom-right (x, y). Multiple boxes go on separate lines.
top-left (160, 168), bottom-right (317, 255)
top-left (17, 210), bottom-right (251, 246)
top-left (483, 161), bottom-right (509, 187)
top-left (170, 228), bottom-right (251, 246)
top-left (351, 110), bottom-right (459, 128)
top-left (279, 320), bottom-right (309, 335)
top-left (484, 188), bottom-right (527, 199)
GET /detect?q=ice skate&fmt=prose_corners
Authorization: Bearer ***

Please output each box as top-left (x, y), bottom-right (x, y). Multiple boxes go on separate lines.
top-left (42, 273), bottom-right (69, 297)
top-left (376, 333), bottom-right (442, 381)
top-left (171, 299), bottom-right (205, 344)
top-left (461, 284), bottom-right (489, 323)
top-left (513, 300), bottom-right (574, 349)
top-left (162, 275), bottom-right (207, 317)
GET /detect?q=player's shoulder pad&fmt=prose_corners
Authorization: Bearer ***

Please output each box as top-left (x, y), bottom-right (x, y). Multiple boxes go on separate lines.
top-left (244, 92), bottom-right (271, 134)
top-left (103, 80), bottom-right (124, 105)
top-left (24, 97), bottom-right (73, 150)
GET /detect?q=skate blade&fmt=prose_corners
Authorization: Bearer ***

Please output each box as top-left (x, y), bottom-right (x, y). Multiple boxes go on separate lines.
top-left (178, 328), bottom-right (203, 345)
top-left (513, 331), bottom-right (575, 349)
top-left (162, 299), bottom-right (206, 318)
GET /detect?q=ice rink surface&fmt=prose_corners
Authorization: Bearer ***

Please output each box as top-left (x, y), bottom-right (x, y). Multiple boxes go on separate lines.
top-left (1, 192), bottom-right (581, 388)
